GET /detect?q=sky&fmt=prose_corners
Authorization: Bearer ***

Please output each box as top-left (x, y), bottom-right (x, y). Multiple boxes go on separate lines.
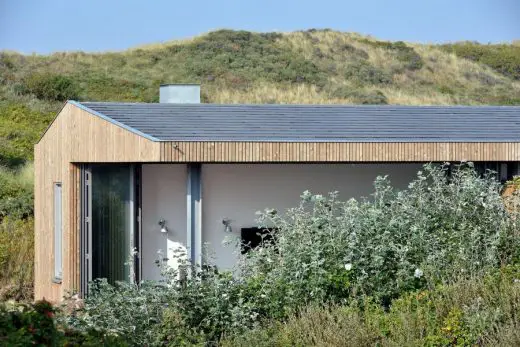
top-left (0, 0), bottom-right (519, 54)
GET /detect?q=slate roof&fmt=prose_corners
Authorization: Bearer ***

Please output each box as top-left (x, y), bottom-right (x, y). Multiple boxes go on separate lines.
top-left (74, 101), bottom-right (520, 143)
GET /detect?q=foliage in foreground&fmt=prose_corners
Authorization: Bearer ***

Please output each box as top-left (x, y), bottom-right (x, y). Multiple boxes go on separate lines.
top-left (223, 266), bottom-right (520, 347)
top-left (63, 164), bottom-right (520, 346)
top-left (0, 300), bottom-right (127, 346)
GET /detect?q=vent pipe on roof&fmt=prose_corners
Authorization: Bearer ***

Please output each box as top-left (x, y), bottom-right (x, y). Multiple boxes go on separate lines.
top-left (159, 84), bottom-right (200, 103)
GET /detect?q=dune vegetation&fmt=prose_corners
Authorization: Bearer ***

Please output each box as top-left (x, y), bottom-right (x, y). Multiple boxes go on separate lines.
top-left (2, 29), bottom-right (520, 167)
top-left (1, 29), bottom-right (520, 345)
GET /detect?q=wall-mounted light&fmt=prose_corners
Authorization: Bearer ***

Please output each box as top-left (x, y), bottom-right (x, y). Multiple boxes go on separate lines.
top-left (222, 218), bottom-right (233, 233)
top-left (158, 219), bottom-right (168, 234)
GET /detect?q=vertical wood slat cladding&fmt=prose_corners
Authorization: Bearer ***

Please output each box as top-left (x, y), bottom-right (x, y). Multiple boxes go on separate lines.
top-left (35, 104), bottom-right (161, 302)
top-left (161, 142), bottom-right (520, 162)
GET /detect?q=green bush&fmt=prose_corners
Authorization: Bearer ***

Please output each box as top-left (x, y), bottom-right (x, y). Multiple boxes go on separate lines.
top-left (360, 39), bottom-right (424, 70)
top-left (0, 164), bottom-right (33, 220)
top-left (63, 278), bottom-right (168, 346)
top-left (0, 103), bottom-right (54, 167)
top-left (223, 267), bottom-right (520, 347)
top-left (0, 300), bottom-right (127, 346)
top-left (344, 60), bottom-right (393, 85)
top-left (245, 164), bottom-right (518, 308)
top-left (22, 72), bottom-right (80, 101)
top-left (330, 87), bottom-right (388, 104)
top-left (335, 43), bottom-right (370, 59)
top-left (442, 42), bottom-right (520, 80)
top-left (80, 74), bottom-right (154, 102)
top-left (181, 29), bottom-right (326, 86)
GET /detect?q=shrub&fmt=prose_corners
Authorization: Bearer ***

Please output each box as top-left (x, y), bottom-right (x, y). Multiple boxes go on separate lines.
top-left (223, 268), bottom-right (520, 347)
top-left (442, 42), bottom-right (520, 80)
top-left (80, 74), bottom-right (153, 102)
top-left (330, 87), bottom-right (388, 104)
top-left (22, 72), bottom-right (79, 101)
top-left (0, 164), bottom-right (34, 219)
top-left (0, 300), bottom-right (127, 346)
top-left (360, 39), bottom-right (424, 70)
top-left (0, 103), bottom-right (54, 167)
top-left (157, 268), bottom-right (258, 346)
top-left (242, 163), bottom-right (518, 309)
top-left (336, 43), bottom-right (370, 60)
top-left (182, 29), bottom-right (327, 86)
top-left (344, 60), bottom-right (393, 85)
top-left (63, 279), bottom-right (169, 346)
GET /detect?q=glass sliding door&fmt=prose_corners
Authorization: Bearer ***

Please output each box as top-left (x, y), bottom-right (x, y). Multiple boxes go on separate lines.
top-left (82, 164), bottom-right (138, 290)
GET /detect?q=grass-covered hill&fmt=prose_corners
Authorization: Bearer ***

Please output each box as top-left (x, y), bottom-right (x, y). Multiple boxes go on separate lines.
top-left (1, 29), bottom-right (520, 168)
top-left (0, 28), bottom-right (520, 303)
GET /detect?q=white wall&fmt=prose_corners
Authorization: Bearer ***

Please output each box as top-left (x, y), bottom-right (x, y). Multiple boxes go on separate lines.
top-left (201, 163), bottom-right (422, 270)
top-left (141, 164), bottom-right (187, 281)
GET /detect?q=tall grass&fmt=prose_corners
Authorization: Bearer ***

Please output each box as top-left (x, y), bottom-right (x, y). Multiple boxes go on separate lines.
top-left (0, 163), bottom-right (34, 301)
top-left (0, 218), bottom-right (34, 301)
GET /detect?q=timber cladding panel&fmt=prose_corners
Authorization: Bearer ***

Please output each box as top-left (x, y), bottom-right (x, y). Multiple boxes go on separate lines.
top-left (159, 141), bottom-right (520, 162)
top-left (34, 103), bottom-right (160, 302)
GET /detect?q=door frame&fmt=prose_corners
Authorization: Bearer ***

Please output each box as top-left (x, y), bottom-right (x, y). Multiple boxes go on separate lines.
top-left (80, 164), bottom-right (142, 296)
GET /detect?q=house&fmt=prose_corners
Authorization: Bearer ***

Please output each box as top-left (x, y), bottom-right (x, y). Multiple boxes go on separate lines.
top-left (34, 84), bottom-right (520, 302)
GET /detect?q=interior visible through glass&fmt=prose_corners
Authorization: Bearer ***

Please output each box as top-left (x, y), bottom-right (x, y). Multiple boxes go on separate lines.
top-left (91, 165), bottom-right (134, 284)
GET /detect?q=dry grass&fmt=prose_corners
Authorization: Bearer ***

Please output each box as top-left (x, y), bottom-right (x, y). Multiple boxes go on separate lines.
top-left (0, 218), bottom-right (34, 302)
top-left (0, 163), bottom-right (34, 301)
top-left (278, 30), bottom-right (520, 105)
top-left (2, 29), bottom-right (519, 110)
top-left (211, 82), bottom-right (345, 104)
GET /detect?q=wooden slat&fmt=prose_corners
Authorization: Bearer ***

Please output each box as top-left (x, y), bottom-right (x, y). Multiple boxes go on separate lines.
top-left (157, 141), bottom-right (520, 162)
top-left (35, 104), bottom-right (162, 302)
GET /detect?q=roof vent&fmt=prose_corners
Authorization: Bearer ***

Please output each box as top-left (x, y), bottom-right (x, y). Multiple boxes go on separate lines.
top-left (159, 84), bottom-right (200, 103)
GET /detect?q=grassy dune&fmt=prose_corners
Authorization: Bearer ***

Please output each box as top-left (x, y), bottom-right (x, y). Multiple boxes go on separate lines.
top-left (0, 29), bottom-right (519, 302)
top-left (1, 29), bottom-right (520, 166)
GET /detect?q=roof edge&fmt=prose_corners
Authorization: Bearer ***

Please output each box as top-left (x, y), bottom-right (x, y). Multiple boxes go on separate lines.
top-left (36, 101), bottom-right (69, 144)
top-left (69, 101), bottom-right (160, 142)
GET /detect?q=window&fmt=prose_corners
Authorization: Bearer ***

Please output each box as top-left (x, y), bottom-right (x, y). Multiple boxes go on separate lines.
top-left (54, 183), bottom-right (63, 282)
top-left (240, 227), bottom-right (277, 254)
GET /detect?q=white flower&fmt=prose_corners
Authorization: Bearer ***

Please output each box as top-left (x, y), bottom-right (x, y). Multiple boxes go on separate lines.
top-left (414, 268), bottom-right (423, 278)
top-left (344, 263), bottom-right (353, 271)
top-left (514, 278), bottom-right (520, 283)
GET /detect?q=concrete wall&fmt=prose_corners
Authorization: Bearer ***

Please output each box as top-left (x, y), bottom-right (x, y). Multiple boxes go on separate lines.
top-left (201, 163), bottom-right (422, 270)
top-left (141, 164), bottom-right (187, 280)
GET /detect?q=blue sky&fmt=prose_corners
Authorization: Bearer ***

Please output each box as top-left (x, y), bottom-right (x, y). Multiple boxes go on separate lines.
top-left (0, 0), bottom-right (519, 54)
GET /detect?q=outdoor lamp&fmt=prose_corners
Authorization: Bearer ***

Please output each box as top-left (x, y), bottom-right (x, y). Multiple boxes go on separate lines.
top-left (222, 218), bottom-right (233, 233)
top-left (158, 219), bottom-right (168, 233)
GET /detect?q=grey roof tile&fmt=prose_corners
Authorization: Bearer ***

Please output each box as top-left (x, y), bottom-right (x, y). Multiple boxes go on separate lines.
top-left (77, 102), bottom-right (520, 142)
